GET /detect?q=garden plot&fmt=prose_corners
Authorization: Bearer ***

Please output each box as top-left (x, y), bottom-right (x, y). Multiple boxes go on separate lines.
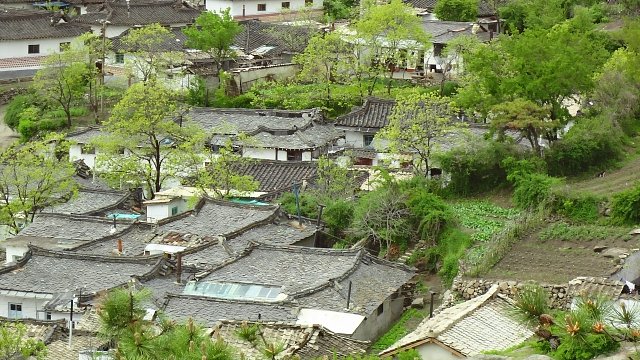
top-left (485, 222), bottom-right (640, 284)
top-left (452, 201), bottom-right (520, 243)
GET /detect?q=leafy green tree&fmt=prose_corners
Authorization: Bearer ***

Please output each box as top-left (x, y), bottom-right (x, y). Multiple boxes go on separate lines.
top-left (77, 32), bottom-right (111, 121)
top-left (95, 81), bottom-right (203, 198)
top-left (315, 156), bottom-right (357, 200)
top-left (499, 0), bottom-right (567, 33)
top-left (349, 183), bottom-right (410, 255)
top-left (324, 0), bottom-right (356, 20)
top-left (33, 50), bottom-right (89, 127)
top-left (294, 32), bottom-right (353, 101)
top-left (376, 93), bottom-right (467, 176)
top-left (490, 98), bottom-right (557, 156)
top-left (456, 18), bottom-right (609, 121)
top-left (183, 10), bottom-right (242, 73)
top-left (121, 23), bottom-right (184, 83)
top-left (0, 322), bottom-right (47, 360)
top-left (0, 134), bottom-right (78, 234)
top-left (435, 0), bottom-right (479, 21)
top-left (354, 0), bottom-right (430, 94)
top-left (191, 138), bottom-right (259, 198)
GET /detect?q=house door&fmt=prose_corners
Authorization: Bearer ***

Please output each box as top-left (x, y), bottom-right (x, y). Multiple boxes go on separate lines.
top-left (287, 150), bottom-right (303, 161)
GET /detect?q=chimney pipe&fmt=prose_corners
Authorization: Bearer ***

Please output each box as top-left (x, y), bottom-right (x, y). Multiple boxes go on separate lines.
top-left (429, 291), bottom-right (436, 318)
top-left (117, 239), bottom-right (123, 253)
top-left (176, 252), bottom-right (183, 284)
top-left (313, 204), bottom-right (325, 247)
top-left (346, 280), bottom-right (352, 309)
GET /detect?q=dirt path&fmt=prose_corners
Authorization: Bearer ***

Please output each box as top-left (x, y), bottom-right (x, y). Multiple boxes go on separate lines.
top-left (0, 105), bottom-right (18, 149)
top-left (558, 155), bottom-right (640, 199)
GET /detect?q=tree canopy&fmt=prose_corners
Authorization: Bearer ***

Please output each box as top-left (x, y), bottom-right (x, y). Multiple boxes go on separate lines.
top-left (183, 10), bottom-right (242, 71)
top-left (95, 81), bottom-right (203, 198)
top-left (434, 0), bottom-right (479, 22)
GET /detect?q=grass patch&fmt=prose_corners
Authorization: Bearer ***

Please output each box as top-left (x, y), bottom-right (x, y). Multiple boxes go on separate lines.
top-left (451, 201), bottom-right (520, 242)
top-left (370, 308), bottom-right (423, 353)
top-left (539, 222), bottom-right (633, 242)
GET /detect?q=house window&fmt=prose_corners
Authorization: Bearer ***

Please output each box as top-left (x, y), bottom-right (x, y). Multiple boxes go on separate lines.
top-left (81, 146), bottom-right (96, 155)
top-left (115, 53), bottom-right (125, 64)
top-left (28, 45), bottom-right (40, 54)
top-left (305, 0), bottom-right (312, 5)
top-left (257, 3), bottom-right (266, 11)
top-left (59, 42), bottom-right (70, 51)
top-left (171, 206), bottom-right (178, 216)
top-left (377, 303), bottom-right (384, 316)
top-left (8, 303), bottom-right (22, 319)
top-left (281, 1), bottom-right (290, 8)
top-left (363, 134), bottom-right (375, 147)
top-left (117, 147), bottom-right (126, 155)
top-left (433, 43), bottom-right (444, 57)
top-left (45, 312), bottom-right (52, 320)
top-left (287, 150), bottom-right (303, 161)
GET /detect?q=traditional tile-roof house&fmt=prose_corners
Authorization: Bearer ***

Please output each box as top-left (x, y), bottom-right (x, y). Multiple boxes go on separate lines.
top-left (404, 0), bottom-right (507, 19)
top-left (380, 285), bottom-right (533, 359)
top-left (44, 188), bottom-right (130, 215)
top-left (206, 0), bottom-right (322, 20)
top-left (235, 160), bottom-right (318, 198)
top-left (234, 19), bottom-right (316, 64)
top-left (0, 246), bottom-right (164, 321)
top-left (73, 0), bottom-right (202, 37)
top-left (211, 320), bottom-right (368, 359)
top-left (162, 244), bottom-right (415, 342)
top-left (0, 9), bottom-right (90, 78)
top-left (187, 108), bottom-right (342, 162)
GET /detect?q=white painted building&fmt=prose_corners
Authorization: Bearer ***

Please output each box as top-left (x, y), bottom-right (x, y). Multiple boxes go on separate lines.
top-left (206, 0), bottom-right (322, 18)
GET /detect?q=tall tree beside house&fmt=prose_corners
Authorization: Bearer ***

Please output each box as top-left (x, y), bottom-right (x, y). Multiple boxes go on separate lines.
top-left (490, 98), bottom-right (557, 156)
top-left (376, 93), bottom-right (468, 177)
top-left (0, 322), bottom-right (47, 360)
top-left (434, 0), bottom-right (479, 22)
top-left (183, 10), bottom-right (242, 74)
top-left (121, 23), bottom-right (184, 83)
top-left (78, 32), bottom-right (112, 122)
top-left (32, 50), bottom-right (89, 127)
top-left (456, 13), bottom-right (609, 122)
top-left (0, 134), bottom-right (78, 234)
top-left (435, 35), bottom-right (481, 96)
top-left (354, 0), bottom-right (430, 94)
top-left (293, 32), bottom-right (354, 101)
top-left (95, 81), bottom-right (203, 199)
top-left (190, 138), bottom-right (259, 199)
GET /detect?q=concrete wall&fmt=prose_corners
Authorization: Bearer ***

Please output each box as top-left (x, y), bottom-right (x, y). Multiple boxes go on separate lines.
top-left (0, 37), bottom-right (79, 59)
top-left (206, 0), bottom-right (322, 17)
top-left (416, 343), bottom-right (463, 360)
top-left (5, 245), bottom-right (28, 264)
top-left (232, 64), bottom-right (299, 93)
top-left (242, 147), bottom-right (277, 160)
top-left (0, 294), bottom-right (82, 322)
top-left (352, 293), bottom-right (405, 342)
top-left (146, 198), bottom-right (188, 222)
top-left (69, 144), bottom-right (97, 169)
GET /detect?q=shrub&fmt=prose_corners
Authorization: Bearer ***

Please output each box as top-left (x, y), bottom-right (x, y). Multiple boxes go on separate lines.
top-left (3, 94), bottom-right (33, 130)
top-left (554, 331), bottom-right (618, 360)
top-left (438, 140), bottom-right (518, 195)
top-left (277, 192), bottom-right (319, 219)
top-left (405, 187), bottom-right (453, 242)
top-left (550, 192), bottom-right (601, 223)
top-left (514, 283), bottom-right (549, 321)
top-left (545, 116), bottom-right (624, 177)
top-left (512, 173), bottom-right (560, 209)
top-left (610, 182), bottom-right (640, 225)
top-left (322, 199), bottom-right (354, 236)
top-left (435, 228), bottom-right (472, 285)
top-left (370, 308), bottom-right (423, 352)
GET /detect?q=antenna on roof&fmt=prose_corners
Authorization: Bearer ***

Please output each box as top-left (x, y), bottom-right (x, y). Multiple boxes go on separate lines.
top-left (126, 0), bottom-right (130, 17)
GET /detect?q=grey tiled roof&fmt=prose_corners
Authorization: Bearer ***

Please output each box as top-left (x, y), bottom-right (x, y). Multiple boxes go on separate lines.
top-left (72, 223), bottom-right (158, 256)
top-left (296, 253), bottom-right (415, 314)
top-left (185, 108), bottom-right (318, 135)
top-left (335, 98), bottom-right (395, 130)
top-left (163, 294), bottom-right (298, 325)
top-left (44, 189), bottom-right (129, 215)
top-left (158, 199), bottom-right (278, 237)
top-left (403, 0), bottom-right (436, 9)
top-left (199, 245), bottom-right (360, 296)
top-left (66, 127), bottom-right (102, 144)
top-left (422, 20), bottom-right (490, 44)
top-left (382, 286), bottom-right (533, 356)
top-left (73, 0), bottom-right (202, 27)
top-left (182, 222), bottom-right (315, 268)
top-left (111, 26), bottom-right (187, 52)
top-left (404, 0), bottom-right (505, 16)
top-left (234, 19), bottom-right (316, 55)
top-left (236, 161), bottom-right (318, 193)
top-left (245, 123), bottom-right (342, 150)
top-left (0, 247), bottom-right (160, 294)
top-left (0, 9), bottom-right (90, 41)
top-left (11, 213), bottom-right (135, 249)
top-left (212, 320), bottom-right (368, 359)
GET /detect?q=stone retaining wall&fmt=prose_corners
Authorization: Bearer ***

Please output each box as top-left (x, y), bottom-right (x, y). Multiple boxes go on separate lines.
top-left (0, 88), bottom-right (28, 105)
